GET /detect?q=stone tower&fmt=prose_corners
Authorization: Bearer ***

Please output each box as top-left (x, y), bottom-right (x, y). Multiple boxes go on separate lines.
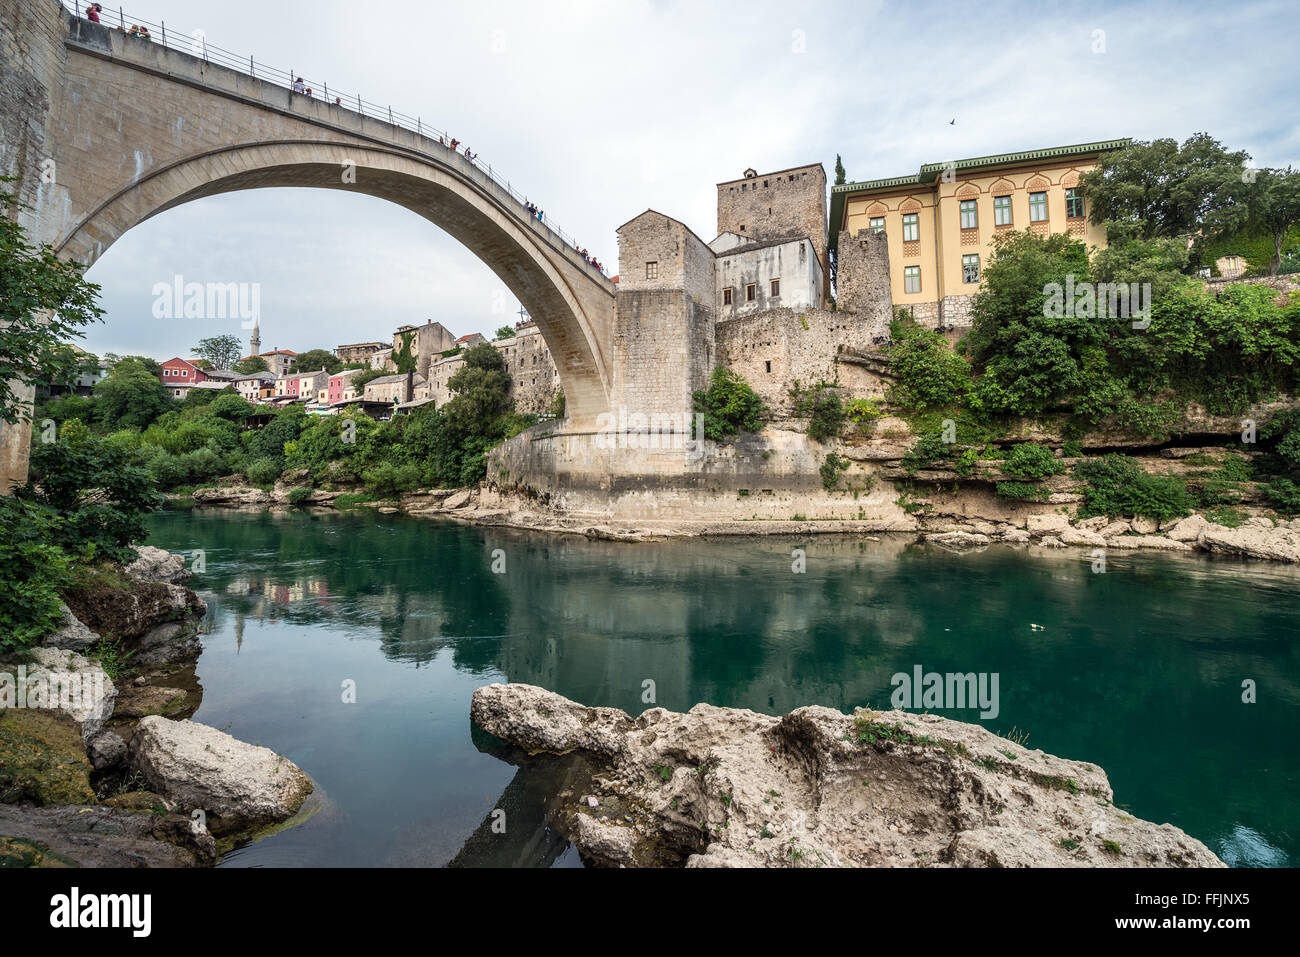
top-left (716, 164), bottom-right (828, 290)
top-left (249, 320), bottom-right (261, 357)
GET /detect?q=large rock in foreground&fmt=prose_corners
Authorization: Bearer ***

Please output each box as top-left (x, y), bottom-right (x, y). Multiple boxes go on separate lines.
top-left (470, 683), bottom-right (1223, 868)
top-left (129, 716), bottom-right (313, 837)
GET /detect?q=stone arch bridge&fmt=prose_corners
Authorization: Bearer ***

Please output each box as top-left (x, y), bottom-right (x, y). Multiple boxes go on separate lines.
top-left (1, 0), bottom-right (617, 487)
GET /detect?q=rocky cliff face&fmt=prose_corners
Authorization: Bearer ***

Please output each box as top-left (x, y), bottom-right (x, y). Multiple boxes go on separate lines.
top-left (471, 683), bottom-right (1223, 868)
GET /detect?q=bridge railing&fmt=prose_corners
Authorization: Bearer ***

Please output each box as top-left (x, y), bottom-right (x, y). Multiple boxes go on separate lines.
top-left (60, 1), bottom-right (614, 287)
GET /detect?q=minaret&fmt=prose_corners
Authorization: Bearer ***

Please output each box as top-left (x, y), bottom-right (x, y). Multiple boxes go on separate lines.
top-left (249, 319), bottom-right (262, 357)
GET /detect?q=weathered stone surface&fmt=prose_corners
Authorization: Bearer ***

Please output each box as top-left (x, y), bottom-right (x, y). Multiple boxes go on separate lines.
top-left (1060, 526), bottom-right (1106, 547)
top-left (129, 716), bottom-right (313, 837)
top-left (443, 489), bottom-right (473, 509)
top-left (25, 648), bottom-right (117, 739)
top-left (0, 709), bottom-right (95, 806)
top-left (924, 531), bottom-right (990, 550)
top-left (86, 730), bottom-right (127, 771)
top-left (192, 484), bottom-right (273, 507)
top-left (471, 683), bottom-right (1223, 868)
top-left (0, 803), bottom-right (214, 867)
top-left (1026, 513), bottom-right (1071, 536)
top-left (62, 568), bottom-right (205, 666)
top-left (1165, 514), bottom-right (1209, 542)
top-left (112, 685), bottom-right (192, 720)
top-left (125, 545), bottom-right (192, 584)
top-left (1105, 535), bottom-right (1190, 551)
top-left (1198, 523), bottom-right (1300, 562)
top-left (40, 604), bottom-right (99, 652)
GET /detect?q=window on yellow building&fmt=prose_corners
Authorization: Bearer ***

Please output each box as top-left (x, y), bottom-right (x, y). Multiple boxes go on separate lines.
top-left (902, 213), bottom-right (919, 242)
top-left (870, 216), bottom-right (885, 233)
top-left (1066, 188), bottom-right (1085, 219)
top-left (904, 265), bottom-right (921, 294)
top-left (962, 254), bottom-right (980, 284)
top-left (994, 195), bottom-right (1012, 226)
top-left (1029, 191), bottom-right (1048, 223)
top-left (960, 199), bottom-right (978, 230)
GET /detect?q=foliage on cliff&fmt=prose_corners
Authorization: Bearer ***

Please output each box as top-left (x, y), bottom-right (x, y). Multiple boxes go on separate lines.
top-left (693, 367), bottom-right (765, 440)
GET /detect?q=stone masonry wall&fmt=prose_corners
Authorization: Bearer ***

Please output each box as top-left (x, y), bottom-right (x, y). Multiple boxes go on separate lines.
top-left (833, 228), bottom-right (893, 335)
top-left (716, 307), bottom-right (892, 415)
top-left (717, 164), bottom-right (828, 281)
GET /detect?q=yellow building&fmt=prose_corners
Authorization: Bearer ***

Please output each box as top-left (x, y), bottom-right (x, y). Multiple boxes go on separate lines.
top-left (829, 139), bottom-right (1130, 327)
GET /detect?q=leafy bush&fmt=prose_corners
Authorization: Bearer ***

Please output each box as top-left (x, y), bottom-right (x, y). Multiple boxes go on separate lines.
top-left (1074, 454), bottom-right (1192, 521)
top-left (1264, 478), bottom-right (1300, 516)
top-left (362, 461), bottom-right (422, 498)
top-left (995, 481), bottom-right (1052, 501)
top-left (693, 367), bottom-right (765, 440)
top-left (902, 431), bottom-right (950, 472)
top-left (888, 319), bottom-right (972, 410)
top-left (820, 452), bottom-right (849, 491)
top-left (244, 456), bottom-right (283, 486)
top-left (287, 487), bottom-right (313, 506)
top-left (18, 421), bottom-right (163, 564)
top-left (0, 497), bottom-right (73, 653)
top-left (1002, 443), bottom-right (1065, 480)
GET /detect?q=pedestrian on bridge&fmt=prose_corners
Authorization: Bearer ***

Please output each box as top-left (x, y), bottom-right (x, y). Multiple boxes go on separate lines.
top-left (86, 3), bottom-right (102, 22)
top-left (292, 77), bottom-right (306, 94)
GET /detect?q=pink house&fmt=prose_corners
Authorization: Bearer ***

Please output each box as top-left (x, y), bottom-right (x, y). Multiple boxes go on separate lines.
top-left (160, 358), bottom-right (209, 397)
top-left (328, 369), bottom-right (361, 404)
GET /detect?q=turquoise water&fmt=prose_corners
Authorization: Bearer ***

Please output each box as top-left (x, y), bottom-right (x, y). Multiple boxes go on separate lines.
top-left (145, 508), bottom-right (1297, 867)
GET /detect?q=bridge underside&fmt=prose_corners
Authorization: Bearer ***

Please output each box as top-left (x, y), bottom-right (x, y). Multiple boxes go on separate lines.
top-left (0, 1), bottom-right (616, 488)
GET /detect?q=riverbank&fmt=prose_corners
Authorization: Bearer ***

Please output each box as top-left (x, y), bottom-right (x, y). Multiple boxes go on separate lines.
top-left (0, 547), bottom-right (315, 867)
top-left (180, 473), bottom-right (1300, 561)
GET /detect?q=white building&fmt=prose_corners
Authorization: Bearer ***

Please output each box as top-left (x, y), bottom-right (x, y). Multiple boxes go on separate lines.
top-left (709, 232), bottom-right (824, 318)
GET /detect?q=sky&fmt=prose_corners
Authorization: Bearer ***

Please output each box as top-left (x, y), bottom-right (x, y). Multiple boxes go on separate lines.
top-left (80, 0), bottom-right (1300, 363)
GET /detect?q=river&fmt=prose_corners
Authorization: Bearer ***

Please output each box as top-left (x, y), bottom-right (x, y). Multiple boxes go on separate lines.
top-left (144, 507), bottom-right (1297, 867)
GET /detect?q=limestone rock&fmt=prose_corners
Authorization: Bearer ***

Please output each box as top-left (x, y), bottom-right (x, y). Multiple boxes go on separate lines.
top-left (1130, 517), bottom-right (1159, 535)
top-left (85, 730), bottom-right (127, 771)
top-left (924, 531), bottom-right (990, 550)
top-left (443, 489), bottom-right (473, 509)
top-left (1104, 535), bottom-right (1190, 551)
top-left (1164, 515), bottom-right (1208, 542)
top-left (125, 545), bottom-right (192, 584)
top-left (25, 648), bottom-right (117, 739)
top-left (1099, 520), bottom-right (1131, 538)
top-left (470, 683), bottom-right (1222, 869)
top-left (1197, 523), bottom-right (1300, 562)
top-left (1026, 513), bottom-right (1071, 536)
top-left (1000, 528), bottom-right (1030, 544)
top-left (192, 484), bottom-right (272, 507)
top-left (40, 604), bottom-right (99, 652)
top-left (1060, 526), bottom-right (1106, 547)
top-left (129, 716), bottom-right (313, 837)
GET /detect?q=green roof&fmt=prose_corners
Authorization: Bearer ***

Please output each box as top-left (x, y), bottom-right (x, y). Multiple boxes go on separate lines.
top-left (828, 138), bottom-right (1131, 251)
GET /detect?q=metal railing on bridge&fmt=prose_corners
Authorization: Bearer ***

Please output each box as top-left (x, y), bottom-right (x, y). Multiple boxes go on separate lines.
top-left (61, 1), bottom-right (614, 286)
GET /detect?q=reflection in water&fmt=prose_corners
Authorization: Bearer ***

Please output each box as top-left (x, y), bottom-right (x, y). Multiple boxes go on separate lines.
top-left (151, 507), bottom-right (1298, 867)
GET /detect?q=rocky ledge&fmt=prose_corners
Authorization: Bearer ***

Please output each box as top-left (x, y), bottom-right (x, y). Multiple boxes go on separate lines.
top-left (470, 683), bottom-right (1223, 868)
top-left (1, 546), bottom-right (313, 866)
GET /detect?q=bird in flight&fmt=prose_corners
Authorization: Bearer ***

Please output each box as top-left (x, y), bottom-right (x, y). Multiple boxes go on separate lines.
top-left (950, 118), bottom-right (956, 125)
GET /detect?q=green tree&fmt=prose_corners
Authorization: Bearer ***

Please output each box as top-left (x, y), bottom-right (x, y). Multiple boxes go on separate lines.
top-left (1242, 167), bottom-right (1300, 276)
top-left (834, 155), bottom-right (846, 186)
top-left (494, 326), bottom-right (516, 340)
top-left (234, 355), bottom-right (269, 374)
top-left (18, 420), bottom-right (163, 564)
top-left (966, 229), bottom-right (1100, 416)
top-left (191, 334), bottom-right (244, 370)
top-left (288, 348), bottom-right (344, 375)
top-left (93, 360), bottom-right (174, 430)
top-left (0, 187), bottom-right (104, 424)
top-left (1079, 134), bottom-right (1249, 240)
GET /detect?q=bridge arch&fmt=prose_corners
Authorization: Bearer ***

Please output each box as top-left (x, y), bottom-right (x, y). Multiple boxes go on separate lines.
top-left (59, 140), bottom-right (614, 425)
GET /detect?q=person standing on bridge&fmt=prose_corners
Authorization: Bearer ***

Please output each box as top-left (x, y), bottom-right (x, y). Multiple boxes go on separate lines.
top-left (86, 3), bottom-right (102, 22)
top-left (292, 77), bottom-right (306, 95)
